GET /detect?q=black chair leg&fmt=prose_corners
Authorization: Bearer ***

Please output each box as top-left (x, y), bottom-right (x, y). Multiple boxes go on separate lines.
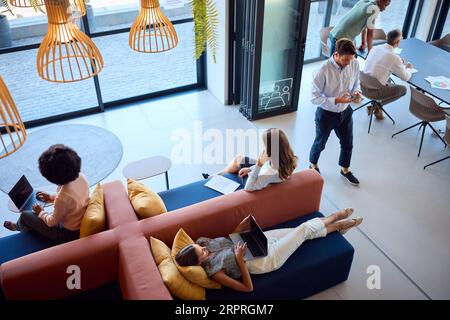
top-left (427, 123), bottom-right (448, 148)
top-left (353, 100), bottom-right (371, 112)
top-left (377, 103), bottom-right (395, 124)
top-left (392, 121), bottom-right (424, 138)
top-left (418, 123), bottom-right (426, 157)
top-left (424, 155), bottom-right (450, 169)
top-left (368, 102), bottom-right (375, 134)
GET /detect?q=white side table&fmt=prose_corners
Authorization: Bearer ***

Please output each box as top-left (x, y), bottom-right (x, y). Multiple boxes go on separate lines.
top-left (122, 156), bottom-right (172, 190)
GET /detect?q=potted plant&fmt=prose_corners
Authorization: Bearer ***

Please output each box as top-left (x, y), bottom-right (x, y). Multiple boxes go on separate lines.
top-left (0, 0), bottom-right (13, 48)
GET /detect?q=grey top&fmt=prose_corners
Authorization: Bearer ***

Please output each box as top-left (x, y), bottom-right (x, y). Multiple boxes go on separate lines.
top-left (196, 237), bottom-right (242, 279)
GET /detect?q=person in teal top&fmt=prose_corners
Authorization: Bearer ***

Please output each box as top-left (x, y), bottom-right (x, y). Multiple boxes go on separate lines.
top-left (329, 0), bottom-right (391, 55)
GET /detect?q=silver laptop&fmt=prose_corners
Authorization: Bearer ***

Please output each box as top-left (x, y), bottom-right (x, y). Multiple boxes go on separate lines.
top-left (229, 215), bottom-right (268, 261)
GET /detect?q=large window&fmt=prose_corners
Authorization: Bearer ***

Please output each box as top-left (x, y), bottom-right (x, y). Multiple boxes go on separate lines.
top-left (443, 11), bottom-right (450, 36)
top-left (305, 0), bottom-right (413, 62)
top-left (0, 1), bottom-right (202, 126)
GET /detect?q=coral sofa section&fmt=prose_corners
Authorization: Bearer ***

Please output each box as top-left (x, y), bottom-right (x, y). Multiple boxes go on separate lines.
top-left (0, 170), bottom-right (354, 300)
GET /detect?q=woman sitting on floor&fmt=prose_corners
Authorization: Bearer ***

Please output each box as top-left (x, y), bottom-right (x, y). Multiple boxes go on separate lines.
top-left (175, 209), bottom-right (362, 292)
top-left (3, 144), bottom-right (89, 243)
top-left (203, 128), bottom-right (298, 191)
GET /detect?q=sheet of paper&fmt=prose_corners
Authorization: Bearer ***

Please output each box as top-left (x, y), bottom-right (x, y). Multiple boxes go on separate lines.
top-left (394, 48), bottom-right (403, 55)
top-left (205, 175), bottom-right (241, 195)
top-left (425, 76), bottom-right (450, 91)
top-left (408, 68), bottom-right (418, 74)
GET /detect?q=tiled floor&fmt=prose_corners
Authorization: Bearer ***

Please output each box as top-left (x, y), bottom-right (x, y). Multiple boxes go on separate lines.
top-left (1, 60), bottom-right (449, 299)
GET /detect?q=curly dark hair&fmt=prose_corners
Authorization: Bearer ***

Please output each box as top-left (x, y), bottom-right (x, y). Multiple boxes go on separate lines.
top-left (38, 144), bottom-right (81, 185)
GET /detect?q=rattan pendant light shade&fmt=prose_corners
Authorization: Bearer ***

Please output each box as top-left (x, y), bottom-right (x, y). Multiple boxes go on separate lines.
top-left (9, 0), bottom-right (45, 7)
top-left (9, 0), bottom-right (84, 15)
top-left (0, 76), bottom-right (26, 159)
top-left (36, 0), bottom-right (103, 83)
top-left (129, 0), bottom-right (178, 53)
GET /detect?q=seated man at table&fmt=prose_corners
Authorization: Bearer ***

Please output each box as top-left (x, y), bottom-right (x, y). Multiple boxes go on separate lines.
top-left (363, 28), bottom-right (414, 120)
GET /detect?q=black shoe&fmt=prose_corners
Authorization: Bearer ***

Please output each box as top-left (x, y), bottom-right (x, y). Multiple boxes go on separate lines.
top-left (202, 173), bottom-right (210, 179)
top-left (340, 170), bottom-right (359, 186)
top-left (309, 165), bottom-right (321, 175)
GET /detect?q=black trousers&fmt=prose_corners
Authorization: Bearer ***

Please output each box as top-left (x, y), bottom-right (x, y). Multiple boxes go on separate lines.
top-left (309, 106), bottom-right (354, 168)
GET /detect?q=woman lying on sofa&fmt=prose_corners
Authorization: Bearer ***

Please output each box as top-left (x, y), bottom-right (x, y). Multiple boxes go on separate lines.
top-left (202, 128), bottom-right (298, 191)
top-left (3, 144), bottom-right (89, 243)
top-left (176, 209), bottom-right (362, 292)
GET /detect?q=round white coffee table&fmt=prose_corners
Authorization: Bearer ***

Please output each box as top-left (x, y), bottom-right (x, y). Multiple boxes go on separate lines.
top-left (122, 156), bottom-right (172, 190)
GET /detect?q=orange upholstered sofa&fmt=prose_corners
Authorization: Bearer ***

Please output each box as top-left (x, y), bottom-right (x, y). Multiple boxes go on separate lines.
top-left (0, 170), bottom-right (353, 299)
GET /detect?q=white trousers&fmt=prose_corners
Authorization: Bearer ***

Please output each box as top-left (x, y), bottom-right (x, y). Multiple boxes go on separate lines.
top-left (246, 217), bottom-right (327, 274)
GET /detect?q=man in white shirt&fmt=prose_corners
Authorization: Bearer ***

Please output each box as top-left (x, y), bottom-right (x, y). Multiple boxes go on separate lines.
top-left (309, 39), bottom-right (362, 186)
top-left (363, 29), bottom-right (413, 120)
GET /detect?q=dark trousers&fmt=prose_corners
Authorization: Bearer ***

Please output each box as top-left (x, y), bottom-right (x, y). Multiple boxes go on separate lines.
top-left (17, 210), bottom-right (80, 244)
top-left (309, 106), bottom-right (354, 168)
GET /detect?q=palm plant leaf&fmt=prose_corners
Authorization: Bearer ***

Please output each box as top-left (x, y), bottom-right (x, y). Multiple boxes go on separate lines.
top-left (205, 0), bottom-right (219, 63)
top-left (1, 0), bottom-right (13, 15)
top-left (191, 0), bottom-right (219, 63)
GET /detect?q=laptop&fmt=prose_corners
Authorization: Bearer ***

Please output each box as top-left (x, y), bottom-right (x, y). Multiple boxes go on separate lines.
top-left (8, 175), bottom-right (45, 212)
top-left (229, 215), bottom-right (268, 261)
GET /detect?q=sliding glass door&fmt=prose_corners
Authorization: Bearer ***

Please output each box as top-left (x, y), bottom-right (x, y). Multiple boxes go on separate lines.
top-left (232, 0), bottom-right (310, 120)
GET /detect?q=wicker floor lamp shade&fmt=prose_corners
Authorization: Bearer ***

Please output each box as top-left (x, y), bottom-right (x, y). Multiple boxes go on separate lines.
top-left (0, 76), bottom-right (26, 159)
top-left (36, 0), bottom-right (103, 83)
top-left (8, 0), bottom-right (45, 7)
top-left (129, 0), bottom-right (178, 53)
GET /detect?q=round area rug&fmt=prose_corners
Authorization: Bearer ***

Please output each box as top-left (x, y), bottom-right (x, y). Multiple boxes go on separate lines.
top-left (0, 124), bottom-right (123, 193)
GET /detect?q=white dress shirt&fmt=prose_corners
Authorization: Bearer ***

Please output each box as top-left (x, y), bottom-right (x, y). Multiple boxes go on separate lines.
top-left (363, 43), bottom-right (412, 85)
top-left (311, 57), bottom-right (360, 113)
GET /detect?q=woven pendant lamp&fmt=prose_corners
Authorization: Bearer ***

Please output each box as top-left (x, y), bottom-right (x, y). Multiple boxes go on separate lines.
top-left (0, 76), bottom-right (26, 159)
top-left (8, 0), bottom-right (44, 7)
top-left (36, 0), bottom-right (103, 83)
top-left (8, 0), bottom-right (84, 14)
top-left (129, 0), bottom-right (178, 53)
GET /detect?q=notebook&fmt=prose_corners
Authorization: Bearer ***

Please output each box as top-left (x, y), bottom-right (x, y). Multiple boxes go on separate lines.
top-left (204, 175), bottom-right (240, 195)
top-left (229, 215), bottom-right (268, 261)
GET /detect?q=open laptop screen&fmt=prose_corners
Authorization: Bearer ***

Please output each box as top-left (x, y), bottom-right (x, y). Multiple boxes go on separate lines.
top-left (8, 175), bottom-right (33, 210)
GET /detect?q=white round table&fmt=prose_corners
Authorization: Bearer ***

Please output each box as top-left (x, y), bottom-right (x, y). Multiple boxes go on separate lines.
top-left (122, 156), bottom-right (172, 190)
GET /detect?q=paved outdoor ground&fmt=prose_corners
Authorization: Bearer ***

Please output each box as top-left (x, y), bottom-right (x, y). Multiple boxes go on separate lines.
top-left (1, 22), bottom-right (197, 122)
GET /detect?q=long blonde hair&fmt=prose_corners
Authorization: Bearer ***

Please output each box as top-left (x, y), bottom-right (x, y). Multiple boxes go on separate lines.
top-left (262, 128), bottom-right (297, 180)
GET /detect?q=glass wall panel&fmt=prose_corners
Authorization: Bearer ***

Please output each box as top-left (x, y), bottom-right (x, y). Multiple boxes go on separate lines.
top-left (258, 0), bottom-right (300, 114)
top-left (94, 21), bottom-right (197, 103)
top-left (0, 48), bottom-right (98, 122)
top-left (88, 0), bottom-right (192, 34)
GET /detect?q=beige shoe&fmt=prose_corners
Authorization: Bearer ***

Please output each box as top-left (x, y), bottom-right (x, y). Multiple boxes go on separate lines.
top-left (334, 208), bottom-right (354, 221)
top-left (366, 105), bottom-right (373, 116)
top-left (339, 217), bottom-right (363, 235)
top-left (374, 106), bottom-right (385, 120)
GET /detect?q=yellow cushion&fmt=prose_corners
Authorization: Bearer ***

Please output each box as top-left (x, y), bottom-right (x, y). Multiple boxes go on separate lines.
top-left (127, 179), bottom-right (167, 219)
top-left (171, 228), bottom-right (221, 289)
top-left (149, 237), bottom-right (205, 300)
top-left (79, 184), bottom-right (106, 238)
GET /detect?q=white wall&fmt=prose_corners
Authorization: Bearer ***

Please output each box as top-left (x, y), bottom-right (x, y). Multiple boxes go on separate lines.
top-left (206, 0), bottom-right (228, 105)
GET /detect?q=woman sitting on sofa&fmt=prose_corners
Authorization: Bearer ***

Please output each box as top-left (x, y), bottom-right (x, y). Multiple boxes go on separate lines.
top-left (175, 209), bottom-right (362, 292)
top-left (3, 144), bottom-right (89, 243)
top-left (203, 128), bottom-right (298, 191)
